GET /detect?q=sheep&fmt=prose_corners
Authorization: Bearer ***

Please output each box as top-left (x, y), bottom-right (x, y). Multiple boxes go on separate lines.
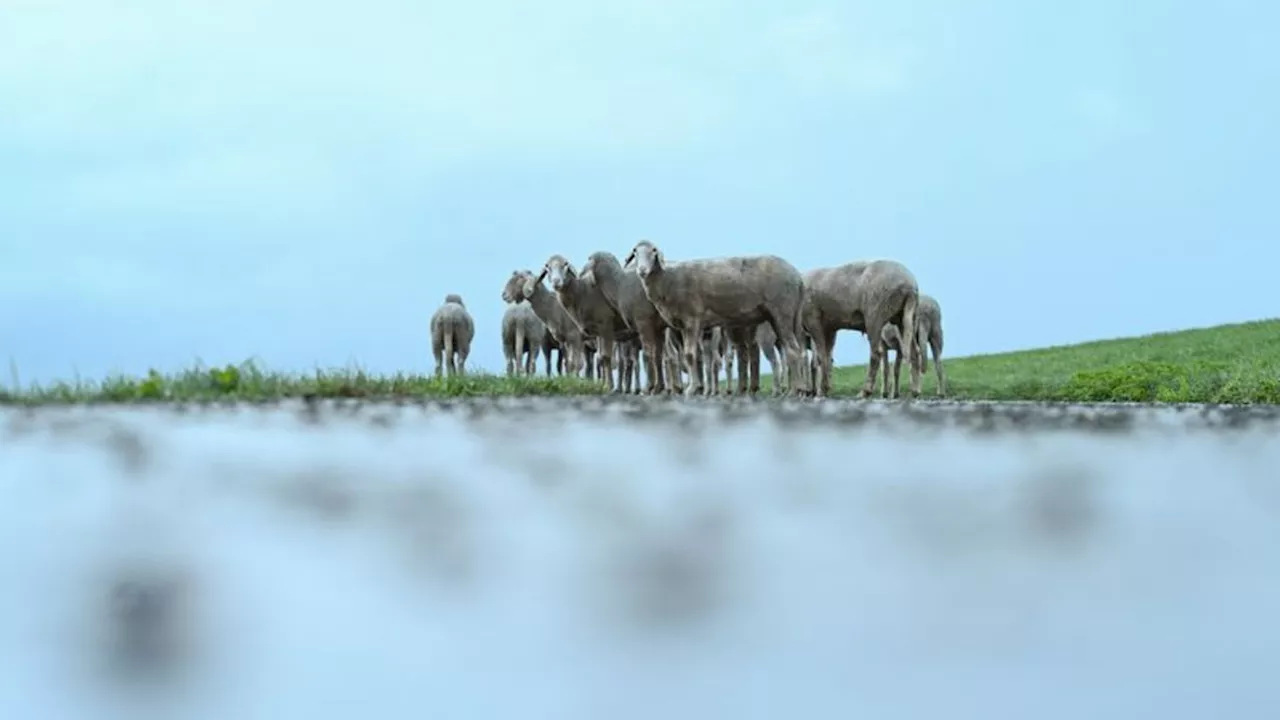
top-left (624, 240), bottom-right (810, 398)
top-left (502, 270), bottom-right (586, 375)
top-left (801, 260), bottom-right (921, 399)
top-left (501, 301), bottom-right (548, 376)
top-left (430, 293), bottom-right (475, 378)
top-left (880, 293), bottom-right (946, 398)
top-left (581, 250), bottom-right (674, 394)
top-left (539, 254), bottom-right (635, 392)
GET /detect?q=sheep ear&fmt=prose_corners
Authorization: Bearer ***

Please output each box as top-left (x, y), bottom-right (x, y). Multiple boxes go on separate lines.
top-left (536, 267), bottom-right (548, 284)
top-left (655, 248), bottom-right (665, 267)
top-left (622, 250), bottom-right (635, 267)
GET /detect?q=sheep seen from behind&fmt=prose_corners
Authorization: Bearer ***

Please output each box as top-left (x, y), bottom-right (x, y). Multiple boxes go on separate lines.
top-left (430, 293), bottom-right (475, 378)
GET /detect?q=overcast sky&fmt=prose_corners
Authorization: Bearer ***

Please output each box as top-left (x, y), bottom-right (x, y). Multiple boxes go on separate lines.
top-left (2, 0), bottom-right (1274, 384)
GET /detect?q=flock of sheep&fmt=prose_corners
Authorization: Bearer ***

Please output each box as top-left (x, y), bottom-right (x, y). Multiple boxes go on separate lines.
top-left (429, 240), bottom-right (948, 399)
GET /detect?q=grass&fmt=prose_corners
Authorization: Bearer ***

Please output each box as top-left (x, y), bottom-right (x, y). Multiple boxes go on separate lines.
top-left (2, 319), bottom-right (1278, 405)
top-left (0, 361), bottom-right (608, 405)
top-left (818, 318), bottom-right (1280, 404)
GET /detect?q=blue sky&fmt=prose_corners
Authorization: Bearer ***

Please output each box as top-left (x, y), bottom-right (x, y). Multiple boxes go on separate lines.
top-left (1, 0), bottom-right (1275, 384)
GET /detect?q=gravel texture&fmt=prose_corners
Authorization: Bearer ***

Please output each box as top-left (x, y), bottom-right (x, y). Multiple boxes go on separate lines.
top-left (2, 398), bottom-right (1278, 720)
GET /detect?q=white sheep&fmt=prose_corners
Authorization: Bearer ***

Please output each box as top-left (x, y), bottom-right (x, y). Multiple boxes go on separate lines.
top-left (430, 293), bottom-right (475, 378)
top-left (539, 254), bottom-right (636, 392)
top-left (801, 260), bottom-right (921, 398)
top-left (501, 301), bottom-right (548, 376)
top-left (624, 240), bottom-right (810, 398)
top-left (502, 270), bottom-right (586, 376)
top-left (880, 293), bottom-right (946, 398)
top-left (582, 250), bottom-right (675, 394)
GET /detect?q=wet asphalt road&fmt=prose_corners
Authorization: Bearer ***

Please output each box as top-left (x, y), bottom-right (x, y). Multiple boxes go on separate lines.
top-left (2, 397), bottom-right (1279, 720)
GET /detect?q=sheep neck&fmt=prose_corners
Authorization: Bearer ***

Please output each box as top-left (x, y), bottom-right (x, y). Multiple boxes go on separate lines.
top-left (525, 282), bottom-right (561, 322)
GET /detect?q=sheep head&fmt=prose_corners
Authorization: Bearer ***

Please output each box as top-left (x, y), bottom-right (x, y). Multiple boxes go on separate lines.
top-left (580, 251), bottom-right (616, 285)
top-left (502, 271), bottom-right (528, 304)
top-left (624, 240), bottom-right (664, 280)
top-left (541, 254), bottom-right (578, 292)
top-left (519, 270), bottom-right (542, 300)
top-left (444, 293), bottom-right (465, 307)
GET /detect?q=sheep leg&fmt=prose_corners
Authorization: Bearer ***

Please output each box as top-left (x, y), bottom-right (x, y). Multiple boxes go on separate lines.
top-left (891, 342), bottom-right (903, 399)
top-left (433, 346), bottom-right (444, 379)
top-left (457, 346), bottom-right (469, 376)
top-left (930, 331), bottom-right (946, 398)
top-left (682, 323), bottom-right (704, 398)
top-left (810, 328), bottom-right (836, 398)
top-left (515, 326), bottom-right (527, 377)
top-left (748, 339), bottom-right (761, 395)
top-left (900, 292), bottom-right (922, 398)
top-left (597, 337), bottom-right (616, 391)
top-left (860, 331), bottom-right (883, 399)
top-left (640, 330), bottom-right (662, 395)
top-left (764, 314), bottom-right (803, 397)
top-left (727, 340), bottom-right (737, 392)
top-left (444, 332), bottom-right (457, 377)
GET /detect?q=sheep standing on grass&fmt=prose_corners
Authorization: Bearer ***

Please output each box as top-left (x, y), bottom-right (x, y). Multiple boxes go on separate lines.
top-left (801, 260), bottom-right (921, 398)
top-left (503, 270), bottom-right (586, 376)
top-left (881, 293), bottom-right (946, 398)
top-left (430, 293), bottom-right (475, 378)
top-left (582, 250), bottom-right (674, 394)
top-left (539, 254), bottom-right (635, 392)
top-left (501, 301), bottom-right (548, 376)
top-left (625, 240), bottom-right (810, 397)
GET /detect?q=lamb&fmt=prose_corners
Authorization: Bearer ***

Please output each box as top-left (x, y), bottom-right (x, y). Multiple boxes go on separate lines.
top-left (539, 254), bottom-right (635, 392)
top-left (501, 301), bottom-right (548, 376)
top-left (801, 260), bottom-right (921, 398)
top-left (430, 293), bottom-right (475, 378)
top-left (880, 293), bottom-right (946, 398)
top-left (624, 240), bottom-right (810, 397)
top-left (581, 250), bottom-right (674, 394)
top-left (502, 270), bottom-right (586, 376)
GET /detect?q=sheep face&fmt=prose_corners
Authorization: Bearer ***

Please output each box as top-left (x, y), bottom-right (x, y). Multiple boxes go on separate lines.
top-left (625, 241), bottom-right (664, 280)
top-left (541, 254), bottom-right (578, 292)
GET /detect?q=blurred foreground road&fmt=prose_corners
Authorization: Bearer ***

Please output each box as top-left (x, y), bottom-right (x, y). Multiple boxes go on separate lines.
top-left (2, 398), bottom-right (1279, 720)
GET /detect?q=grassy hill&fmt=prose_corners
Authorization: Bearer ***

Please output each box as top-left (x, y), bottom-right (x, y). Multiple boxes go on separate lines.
top-left (3, 319), bottom-right (1277, 404)
top-left (813, 318), bottom-right (1280, 404)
